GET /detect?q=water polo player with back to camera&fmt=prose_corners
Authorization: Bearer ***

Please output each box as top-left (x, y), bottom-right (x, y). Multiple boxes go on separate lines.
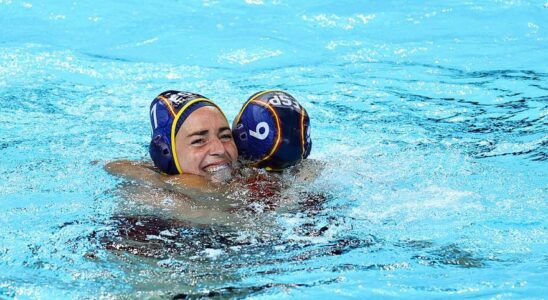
top-left (106, 90), bottom-right (323, 212)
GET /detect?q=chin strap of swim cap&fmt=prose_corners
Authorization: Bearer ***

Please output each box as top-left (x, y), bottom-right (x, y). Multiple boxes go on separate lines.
top-left (148, 90), bottom-right (222, 175)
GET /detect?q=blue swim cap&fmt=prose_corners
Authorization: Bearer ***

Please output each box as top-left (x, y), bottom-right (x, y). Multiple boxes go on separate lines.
top-left (232, 90), bottom-right (312, 171)
top-left (149, 90), bottom-right (221, 175)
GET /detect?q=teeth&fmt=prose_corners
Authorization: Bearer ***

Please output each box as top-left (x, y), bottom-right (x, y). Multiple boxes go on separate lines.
top-left (204, 163), bottom-right (233, 183)
top-left (205, 163), bottom-right (228, 173)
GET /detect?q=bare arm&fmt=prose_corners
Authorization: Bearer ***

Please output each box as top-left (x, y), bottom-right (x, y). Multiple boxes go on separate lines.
top-left (105, 160), bottom-right (260, 226)
top-left (104, 160), bottom-right (228, 200)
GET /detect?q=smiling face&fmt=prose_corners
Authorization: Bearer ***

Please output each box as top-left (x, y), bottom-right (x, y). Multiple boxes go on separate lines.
top-left (174, 106), bottom-right (238, 182)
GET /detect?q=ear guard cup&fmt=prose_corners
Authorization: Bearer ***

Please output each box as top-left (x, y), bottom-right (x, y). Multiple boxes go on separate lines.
top-left (149, 134), bottom-right (179, 175)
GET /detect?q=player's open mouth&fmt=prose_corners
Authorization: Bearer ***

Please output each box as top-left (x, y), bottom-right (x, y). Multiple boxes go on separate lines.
top-left (203, 163), bottom-right (233, 183)
top-left (203, 163), bottom-right (230, 173)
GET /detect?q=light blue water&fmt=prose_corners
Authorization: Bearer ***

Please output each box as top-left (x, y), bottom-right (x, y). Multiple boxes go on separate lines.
top-left (1, 0), bottom-right (547, 298)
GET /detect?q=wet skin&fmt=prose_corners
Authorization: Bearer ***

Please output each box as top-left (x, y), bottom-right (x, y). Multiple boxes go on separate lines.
top-left (174, 106), bottom-right (238, 182)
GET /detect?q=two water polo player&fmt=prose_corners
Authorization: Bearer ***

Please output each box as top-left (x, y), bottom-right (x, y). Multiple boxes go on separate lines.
top-left (106, 90), bottom-right (321, 209)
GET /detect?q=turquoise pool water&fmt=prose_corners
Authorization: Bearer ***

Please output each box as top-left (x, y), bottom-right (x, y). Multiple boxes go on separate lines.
top-left (1, 0), bottom-right (547, 298)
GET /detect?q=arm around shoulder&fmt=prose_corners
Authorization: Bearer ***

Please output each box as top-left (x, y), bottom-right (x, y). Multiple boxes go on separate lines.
top-left (104, 159), bottom-right (225, 199)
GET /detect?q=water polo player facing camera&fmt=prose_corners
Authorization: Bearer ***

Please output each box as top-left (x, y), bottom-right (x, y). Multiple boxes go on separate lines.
top-left (106, 90), bottom-right (241, 202)
top-left (148, 90), bottom-right (238, 182)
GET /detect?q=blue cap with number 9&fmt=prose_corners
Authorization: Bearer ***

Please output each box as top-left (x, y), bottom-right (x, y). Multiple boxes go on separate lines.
top-left (232, 90), bottom-right (312, 171)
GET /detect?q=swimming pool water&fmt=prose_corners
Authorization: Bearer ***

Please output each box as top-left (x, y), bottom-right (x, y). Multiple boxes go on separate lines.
top-left (1, 0), bottom-right (547, 298)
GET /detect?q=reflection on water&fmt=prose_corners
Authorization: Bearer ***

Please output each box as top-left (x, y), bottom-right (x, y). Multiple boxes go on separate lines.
top-left (80, 184), bottom-right (491, 298)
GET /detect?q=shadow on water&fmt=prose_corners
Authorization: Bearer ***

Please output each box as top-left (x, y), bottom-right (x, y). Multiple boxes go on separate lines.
top-left (70, 184), bottom-right (381, 297)
top-left (76, 206), bottom-right (493, 298)
top-left (90, 215), bottom-right (278, 259)
top-left (82, 215), bottom-right (380, 298)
